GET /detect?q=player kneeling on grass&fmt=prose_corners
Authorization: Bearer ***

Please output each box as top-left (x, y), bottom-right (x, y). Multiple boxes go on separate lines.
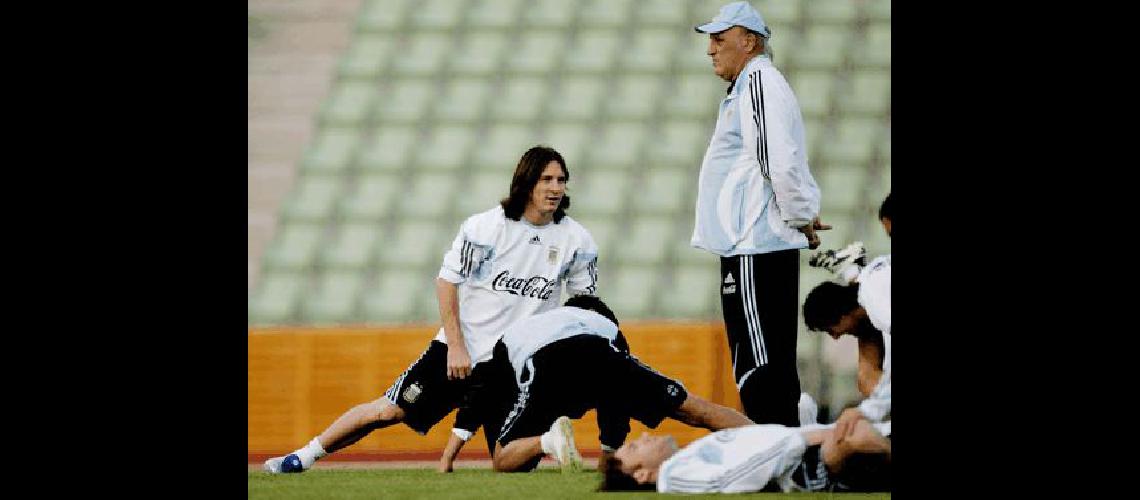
top-left (598, 416), bottom-right (891, 493)
top-left (437, 295), bottom-right (755, 473)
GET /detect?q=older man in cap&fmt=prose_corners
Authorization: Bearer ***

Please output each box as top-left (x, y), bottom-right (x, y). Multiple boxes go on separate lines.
top-left (689, 2), bottom-right (828, 427)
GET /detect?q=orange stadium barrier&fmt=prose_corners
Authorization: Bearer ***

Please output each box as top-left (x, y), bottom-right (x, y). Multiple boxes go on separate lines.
top-left (248, 323), bottom-right (743, 460)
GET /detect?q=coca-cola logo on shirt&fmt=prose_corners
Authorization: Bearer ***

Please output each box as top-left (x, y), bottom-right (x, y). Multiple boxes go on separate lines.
top-left (492, 270), bottom-right (557, 300)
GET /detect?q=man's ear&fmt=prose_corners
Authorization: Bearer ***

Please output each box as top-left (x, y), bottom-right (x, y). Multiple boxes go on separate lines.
top-left (633, 468), bottom-right (653, 484)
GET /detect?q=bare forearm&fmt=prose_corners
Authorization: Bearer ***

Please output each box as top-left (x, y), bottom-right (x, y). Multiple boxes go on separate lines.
top-left (436, 278), bottom-right (463, 345)
top-left (438, 432), bottom-right (468, 472)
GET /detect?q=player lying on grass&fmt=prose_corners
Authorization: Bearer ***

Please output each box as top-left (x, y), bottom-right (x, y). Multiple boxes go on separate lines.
top-left (437, 295), bottom-right (755, 473)
top-left (598, 415), bottom-right (891, 493)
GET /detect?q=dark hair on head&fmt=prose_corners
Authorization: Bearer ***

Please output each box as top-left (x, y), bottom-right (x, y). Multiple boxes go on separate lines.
top-left (564, 294), bottom-right (618, 327)
top-left (878, 192), bottom-right (892, 221)
top-left (802, 281), bottom-right (861, 332)
top-left (597, 456), bottom-right (655, 492)
top-left (500, 145), bottom-right (571, 223)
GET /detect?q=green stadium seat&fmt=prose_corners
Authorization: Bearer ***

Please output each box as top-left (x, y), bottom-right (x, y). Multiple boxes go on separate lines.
top-left (824, 118), bottom-right (879, 165)
top-left (665, 75), bottom-right (723, 118)
top-left (506, 31), bottom-right (566, 74)
top-left (804, 0), bottom-right (858, 24)
top-left (878, 126), bottom-right (891, 162)
top-left (577, 0), bottom-right (634, 27)
top-left (356, 0), bottom-right (410, 32)
top-left (434, 78), bottom-right (493, 124)
top-left (563, 30), bottom-right (620, 73)
top-left (376, 221), bottom-right (447, 267)
top-left (631, 167), bottom-right (690, 215)
top-left (454, 170), bottom-right (508, 217)
top-left (587, 123), bottom-right (647, 169)
top-left (613, 216), bottom-right (673, 265)
top-left (249, 272), bottom-right (307, 324)
top-left (804, 116), bottom-right (826, 162)
top-left (320, 224), bottom-right (381, 270)
top-left (790, 70), bottom-right (835, 119)
top-left (540, 124), bottom-right (592, 167)
top-left (620, 29), bottom-right (678, 73)
top-left (864, 0), bottom-right (891, 22)
top-left (263, 223), bottom-right (324, 270)
top-left (752, 0), bottom-right (802, 25)
top-left (301, 271), bottom-right (365, 323)
top-left (466, 0), bottom-right (523, 28)
top-left (836, 70), bottom-right (890, 116)
top-left (282, 175), bottom-right (343, 221)
top-left (640, 0), bottom-right (686, 26)
top-left (819, 165), bottom-right (867, 214)
top-left (648, 120), bottom-right (708, 166)
top-left (417, 126), bottom-right (477, 171)
top-left (372, 79), bottom-right (435, 123)
top-left (301, 128), bottom-right (358, 172)
top-left (792, 26), bottom-right (850, 70)
top-left (360, 268), bottom-right (435, 323)
top-left (571, 170), bottom-right (630, 217)
top-left (852, 23), bottom-right (890, 69)
top-left (320, 81), bottom-right (377, 125)
top-left (338, 174), bottom-right (402, 221)
top-left (568, 215), bottom-right (617, 257)
top-left (449, 32), bottom-right (509, 76)
top-left (337, 36), bottom-right (395, 79)
top-left (548, 77), bottom-right (605, 121)
top-left (603, 76), bottom-right (663, 120)
top-left (605, 266), bottom-right (659, 320)
top-left (671, 232), bottom-right (710, 265)
top-left (472, 124), bottom-right (540, 169)
top-left (656, 263), bottom-right (719, 319)
top-left (396, 172), bottom-right (459, 218)
top-left (523, 0), bottom-right (579, 28)
top-left (489, 77), bottom-right (548, 122)
top-left (357, 125), bottom-right (418, 172)
top-left (391, 34), bottom-right (452, 76)
top-left (409, 0), bottom-right (468, 30)
top-left (674, 34), bottom-right (714, 75)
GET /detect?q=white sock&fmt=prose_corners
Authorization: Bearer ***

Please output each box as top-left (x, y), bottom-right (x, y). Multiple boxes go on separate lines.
top-left (294, 437), bottom-right (328, 469)
top-left (539, 430), bottom-right (557, 456)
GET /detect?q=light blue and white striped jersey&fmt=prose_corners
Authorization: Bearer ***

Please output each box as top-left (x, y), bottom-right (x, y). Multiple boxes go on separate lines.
top-left (656, 424), bottom-right (807, 493)
top-left (691, 55), bottom-right (821, 257)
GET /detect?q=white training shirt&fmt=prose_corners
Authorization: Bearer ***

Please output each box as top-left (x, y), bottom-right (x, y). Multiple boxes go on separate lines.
top-left (498, 306), bottom-right (619, 384)
top-left (691, 54), bottom-right (821, 257)
top-left (435, 206), bottom-right (599, 364)
top-left (857, 255), bottom-right (891, 335)
top-left (656, 425), bottom-right (807, 494)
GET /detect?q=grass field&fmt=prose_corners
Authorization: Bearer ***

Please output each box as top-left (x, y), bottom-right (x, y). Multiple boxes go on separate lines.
top-left (248, 468), bottom-right (891, 499)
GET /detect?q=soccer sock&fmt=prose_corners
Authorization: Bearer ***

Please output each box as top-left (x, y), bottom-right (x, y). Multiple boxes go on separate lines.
top-left (540, 430), bottom-right (557, 456)
top-left (295, 437), bottom-right (328, 469)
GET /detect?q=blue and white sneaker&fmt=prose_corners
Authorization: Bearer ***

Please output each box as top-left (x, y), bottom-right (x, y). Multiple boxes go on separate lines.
top-left (264, 454), bottom-right (305, 474)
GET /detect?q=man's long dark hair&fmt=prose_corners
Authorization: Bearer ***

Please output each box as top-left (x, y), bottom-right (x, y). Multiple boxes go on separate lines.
top-left (500, 145), bottom-right (571, 223)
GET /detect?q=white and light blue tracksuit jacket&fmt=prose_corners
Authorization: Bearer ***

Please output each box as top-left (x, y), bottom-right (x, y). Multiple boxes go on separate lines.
top-left (691, 54), bottom-right (821, 257)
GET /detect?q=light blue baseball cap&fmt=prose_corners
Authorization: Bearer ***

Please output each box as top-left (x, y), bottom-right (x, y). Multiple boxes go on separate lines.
top-left (694, 1), bottom-right (771, 37)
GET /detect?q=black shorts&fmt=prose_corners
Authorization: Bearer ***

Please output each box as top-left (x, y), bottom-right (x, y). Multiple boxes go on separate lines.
top-left (383, 340), bottom-right (501, 435)
top-left (497, 335), bottom-right (688, 449)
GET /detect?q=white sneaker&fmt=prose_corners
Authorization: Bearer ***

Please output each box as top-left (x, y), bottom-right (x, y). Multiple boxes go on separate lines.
top-left (545, 416), bottom-right (583, 472)
top-left (263, 456), bottom-right (284, 473)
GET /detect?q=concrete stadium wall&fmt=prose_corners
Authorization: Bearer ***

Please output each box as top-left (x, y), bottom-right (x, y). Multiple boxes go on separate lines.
top-left (249, 323), bottom-right (743, 458)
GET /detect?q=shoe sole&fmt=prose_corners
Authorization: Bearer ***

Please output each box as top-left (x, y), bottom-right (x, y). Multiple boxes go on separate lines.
top-left (555, 417), bottom-right (582, 473)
